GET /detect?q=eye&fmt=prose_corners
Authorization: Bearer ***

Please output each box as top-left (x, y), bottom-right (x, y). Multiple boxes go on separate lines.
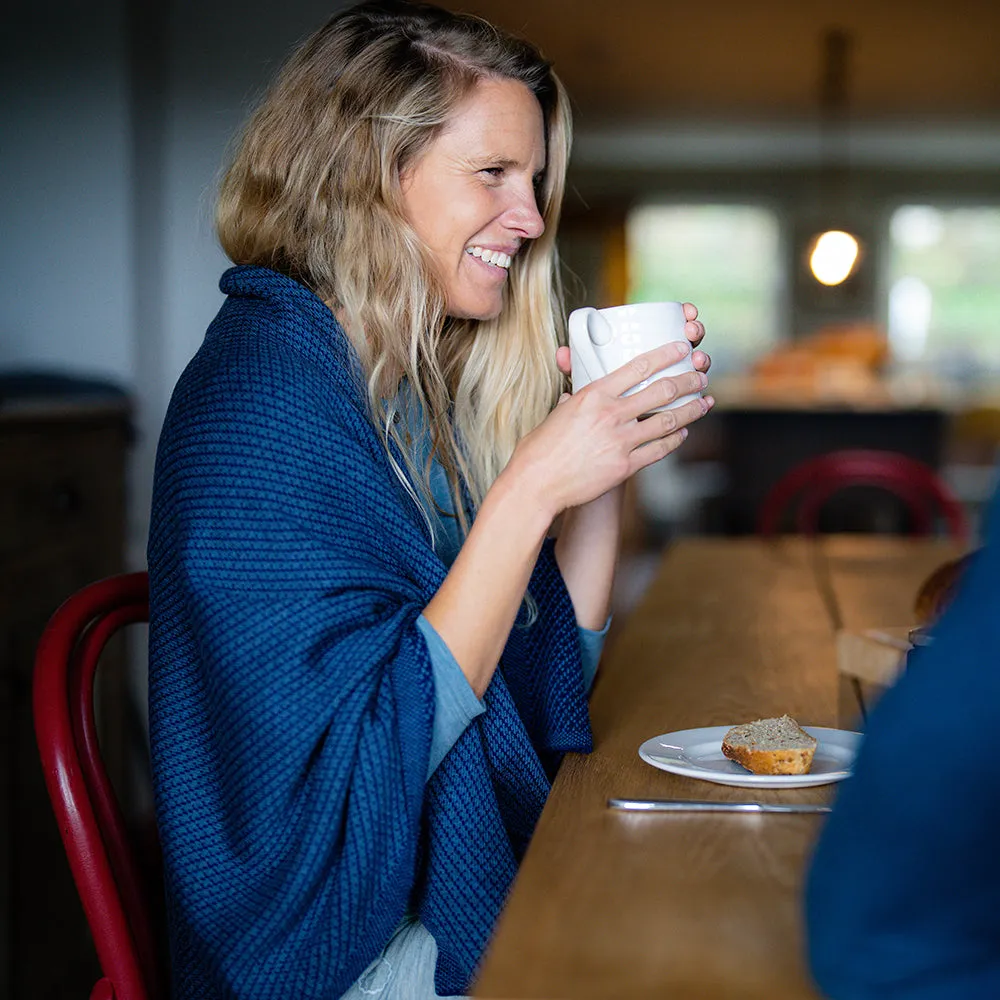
top-left (480, 166), bottom-right (505, 179)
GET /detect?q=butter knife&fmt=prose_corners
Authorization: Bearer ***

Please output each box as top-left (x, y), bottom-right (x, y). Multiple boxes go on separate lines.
top-left (608, 798), bottom-right (831, 814)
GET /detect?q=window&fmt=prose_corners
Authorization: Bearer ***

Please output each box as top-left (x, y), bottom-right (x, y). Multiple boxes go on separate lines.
top-left (886, 205), bottom-right (1000, 376)
top-left (626, 204), bottom-right (783, 374)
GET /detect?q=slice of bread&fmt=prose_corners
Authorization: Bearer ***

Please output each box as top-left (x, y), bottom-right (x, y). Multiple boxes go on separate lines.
top-left (721, 716), bottom-right (817, 776)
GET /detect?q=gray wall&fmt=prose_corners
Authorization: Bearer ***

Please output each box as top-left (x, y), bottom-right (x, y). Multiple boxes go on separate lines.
top-left (2, 1), bottom-right (132, 380)
top-left (2, 0), bottom-right (350, 565)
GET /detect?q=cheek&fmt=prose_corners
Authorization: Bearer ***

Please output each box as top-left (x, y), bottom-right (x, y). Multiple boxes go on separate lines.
top-left (421, 203), bottom-right (462, 255)
top-left (404, 174), bottom-right (496, 259)
top-left (446, 189), bottom-right (496, 241)
top-left (401, 172), bottom-right (451, 248)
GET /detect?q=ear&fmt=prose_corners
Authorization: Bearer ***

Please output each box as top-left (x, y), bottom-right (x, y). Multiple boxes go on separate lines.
top-left (396, 149), bottom-right (417, 196)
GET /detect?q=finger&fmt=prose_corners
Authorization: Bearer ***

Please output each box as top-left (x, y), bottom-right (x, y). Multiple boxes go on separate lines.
top-left (626, 394), bottom-right (711, 450)
top-left (619, 370), bottom-right (708, 421)
top-left (628, 427), bottom-right (689, 475)
top-left (685, 319), bottom-right (705, 346)
top-left (555, 345), bottom-right (572, 376)
top-left (601, 340), bottom-right (692, 397)
top-left (682, 302), bottom-right (699, 321)
top-left (693, 349), bottom-right (711, 373)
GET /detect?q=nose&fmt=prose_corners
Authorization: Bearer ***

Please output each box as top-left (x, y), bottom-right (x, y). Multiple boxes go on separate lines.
top-left (504, 184), bottom-right (545, 241)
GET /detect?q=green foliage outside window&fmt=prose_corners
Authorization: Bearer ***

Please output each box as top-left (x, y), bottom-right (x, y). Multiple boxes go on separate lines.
top-left (627, 204), bottom-right (782, 374)
top-left (888, 206), bottom-right (1000, 374)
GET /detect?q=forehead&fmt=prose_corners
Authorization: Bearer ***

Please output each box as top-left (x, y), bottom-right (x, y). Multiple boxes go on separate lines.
top-left (437, 78), bottom-right (546, 168)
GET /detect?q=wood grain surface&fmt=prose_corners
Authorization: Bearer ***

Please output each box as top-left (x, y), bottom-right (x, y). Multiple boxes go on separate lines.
top-left (474, 538), bottom-right (847, 1000)
top-left (474, 536), bottom-right (965, 998)
top-left (817, 537), bottom-right (965, 727)
top-left (817, 536), bottom-right (964, 634)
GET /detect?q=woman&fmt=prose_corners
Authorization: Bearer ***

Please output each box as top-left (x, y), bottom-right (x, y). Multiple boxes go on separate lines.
top-left (147, 2), bottom-right (713, 998)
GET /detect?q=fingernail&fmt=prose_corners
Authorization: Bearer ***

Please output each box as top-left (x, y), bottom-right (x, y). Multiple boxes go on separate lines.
top-left (680, 427), bottom-right (689, 439)
top-left (677, 340), bottom-right (691, 356)
top-left (699, 373), bottom-right (709, 388)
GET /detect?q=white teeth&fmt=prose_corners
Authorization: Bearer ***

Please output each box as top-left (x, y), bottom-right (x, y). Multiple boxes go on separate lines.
top-left (466, 246), bottom-right (512, 269)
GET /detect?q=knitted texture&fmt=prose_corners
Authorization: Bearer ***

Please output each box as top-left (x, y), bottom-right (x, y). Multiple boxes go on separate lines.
top-left (147, 266), bottom-right (593, 999)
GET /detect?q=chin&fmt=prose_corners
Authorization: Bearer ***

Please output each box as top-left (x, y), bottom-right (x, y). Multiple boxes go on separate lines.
top-left (448, 296), bottom-right (505, 322)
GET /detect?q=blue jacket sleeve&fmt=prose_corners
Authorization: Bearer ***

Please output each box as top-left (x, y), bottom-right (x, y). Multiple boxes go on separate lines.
top-left (806, 501), bottom-right (1000, 999)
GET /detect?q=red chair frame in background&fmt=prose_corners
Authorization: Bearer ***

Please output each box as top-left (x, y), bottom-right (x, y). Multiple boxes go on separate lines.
top-left (756, 449), bottom-right (969, 543)
top-left (33, 572), bottom-right (162, 1000)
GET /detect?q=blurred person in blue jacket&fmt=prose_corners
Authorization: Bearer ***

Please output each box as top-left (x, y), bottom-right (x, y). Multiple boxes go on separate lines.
top-left (807, 488), bottom-right (1000, 998)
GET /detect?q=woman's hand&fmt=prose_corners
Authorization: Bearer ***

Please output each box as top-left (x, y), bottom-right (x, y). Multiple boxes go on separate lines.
top-left (510, 338), bottom-right (713, 521)
top-left (423, 304), bottom-right (712, 694)
top-left (544, 302), bottom-right (711, 628)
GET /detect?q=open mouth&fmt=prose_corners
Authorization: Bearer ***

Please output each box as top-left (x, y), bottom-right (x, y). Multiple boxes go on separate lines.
top-left (466, 245), bottom-right (512, 269)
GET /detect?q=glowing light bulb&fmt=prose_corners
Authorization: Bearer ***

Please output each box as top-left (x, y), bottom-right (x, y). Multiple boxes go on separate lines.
top-left (809, 230), bottom-right (860, 286)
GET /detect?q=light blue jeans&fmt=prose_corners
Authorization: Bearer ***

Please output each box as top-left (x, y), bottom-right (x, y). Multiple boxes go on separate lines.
top-left (338, 918), bottom-right (469, 1000)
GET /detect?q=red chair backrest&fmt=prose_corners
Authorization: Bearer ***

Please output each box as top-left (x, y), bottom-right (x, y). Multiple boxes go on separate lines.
top-left (757, 449), bottom-right (969, 543)
top-left (33, 572), bottom-right (162, 1000)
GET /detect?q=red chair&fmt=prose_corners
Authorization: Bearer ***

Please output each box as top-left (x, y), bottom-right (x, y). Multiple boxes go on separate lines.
top-left (33, 572), bottom-right (163, 1000)
top-left (757, 449), bottom-right (969, 543)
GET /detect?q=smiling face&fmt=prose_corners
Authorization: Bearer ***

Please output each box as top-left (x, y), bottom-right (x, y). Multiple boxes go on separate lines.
top-left (399, 77), bottom-right (547, 321)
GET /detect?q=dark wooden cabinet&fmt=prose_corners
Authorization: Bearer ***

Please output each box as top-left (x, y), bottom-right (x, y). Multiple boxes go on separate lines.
top-left (0, 387), bottom-right (132, 1000)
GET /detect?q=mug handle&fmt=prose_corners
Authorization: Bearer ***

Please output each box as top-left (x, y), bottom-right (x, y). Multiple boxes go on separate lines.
top-left (568, 307), bottom-right (613, 393)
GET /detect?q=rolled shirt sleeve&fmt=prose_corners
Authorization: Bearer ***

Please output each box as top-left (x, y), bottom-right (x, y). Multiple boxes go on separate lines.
top-left (417, 615), bottom-right (486, 778)
top-left (578, 617), bottom-right (611, 693)
top-left (417, 614), bottom-right (608, 778)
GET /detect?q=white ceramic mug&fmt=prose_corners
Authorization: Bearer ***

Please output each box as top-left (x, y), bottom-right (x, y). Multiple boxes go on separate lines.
top-left (568, 301), bottom-right (701, 412)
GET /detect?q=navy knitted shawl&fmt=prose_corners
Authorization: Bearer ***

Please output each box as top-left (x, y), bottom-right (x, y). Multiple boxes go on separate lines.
top-left (147, 266), bottom-right (593, 998)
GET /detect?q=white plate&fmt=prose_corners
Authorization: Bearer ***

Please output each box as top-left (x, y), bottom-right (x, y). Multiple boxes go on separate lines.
top-left (638, 725), bottom-right (861, 789)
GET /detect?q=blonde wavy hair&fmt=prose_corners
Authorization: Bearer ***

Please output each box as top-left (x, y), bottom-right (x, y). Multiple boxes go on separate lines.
top-left (217, 0), bottom-right (571, 538)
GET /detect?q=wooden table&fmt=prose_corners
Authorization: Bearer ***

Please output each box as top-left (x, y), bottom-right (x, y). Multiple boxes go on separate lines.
top-left (473, 536), bottom-right (965, 1000)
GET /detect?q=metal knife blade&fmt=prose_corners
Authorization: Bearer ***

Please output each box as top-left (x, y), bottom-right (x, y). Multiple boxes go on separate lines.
top-left (608, 798), bottom-right (831, 814)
